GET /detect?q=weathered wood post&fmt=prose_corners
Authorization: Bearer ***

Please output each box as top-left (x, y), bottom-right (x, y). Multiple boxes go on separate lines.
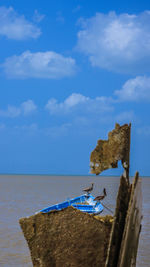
top-left (117, 172), bottom-right (142, 267)
top-left (90, 123), bottom-right (142, 267)
top-left (105, 172), bottom-right (142, 267)
top-left (122, 122), bottom-right (131, 185)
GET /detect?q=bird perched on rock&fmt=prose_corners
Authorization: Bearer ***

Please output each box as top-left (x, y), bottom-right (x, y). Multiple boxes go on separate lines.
top-left (94, 188), bottom-right (107, 202)
top-left (83, 183), bottom-right (94, 194)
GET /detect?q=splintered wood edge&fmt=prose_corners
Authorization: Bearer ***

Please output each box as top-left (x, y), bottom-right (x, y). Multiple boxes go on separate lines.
top-left (117, 172), bottom-right (142, 267)
top-left (105, 174), bottom-right (130, 267)
top-left (105, 172), bottom-right (142, 267)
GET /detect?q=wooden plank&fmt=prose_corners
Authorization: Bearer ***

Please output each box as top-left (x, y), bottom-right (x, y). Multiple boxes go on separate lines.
top-left (105, 175), bottom-right (130, 267)
top-left (117, 172), bottom-right (142, 267)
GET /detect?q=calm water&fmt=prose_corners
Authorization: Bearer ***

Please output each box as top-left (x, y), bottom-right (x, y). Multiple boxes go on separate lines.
top-left (0, 175), bottom-right (149, 266)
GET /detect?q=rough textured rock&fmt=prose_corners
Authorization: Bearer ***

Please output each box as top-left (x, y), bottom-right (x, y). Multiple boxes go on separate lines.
top-left (90, 123), bottom-right (131, 175)
top-left (19, 207), bottom-right (112, 267)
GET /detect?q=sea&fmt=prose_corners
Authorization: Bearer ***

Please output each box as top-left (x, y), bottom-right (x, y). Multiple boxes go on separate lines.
top-left (0, 174), bottom-right (149, 267)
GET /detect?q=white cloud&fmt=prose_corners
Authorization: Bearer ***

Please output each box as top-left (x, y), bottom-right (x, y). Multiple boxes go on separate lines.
top-left (115, 76), bottom-right (150, 101)
top-left (3, 51), bottom-right (76, 79)
top-left (77, 11), bottom-right (150, 74)
top-left (0, 105), bottom-right (21, 117)
top-left (0, 6), bottom-right (41, 40)
top-left (21, 100), bottom-right (37, 115)
top-left (45, 93), bottom-right (113, 114)
top-left (33, 10), bottom-right (45, 23)
top-left (0, 100), bottom-right (37, 117)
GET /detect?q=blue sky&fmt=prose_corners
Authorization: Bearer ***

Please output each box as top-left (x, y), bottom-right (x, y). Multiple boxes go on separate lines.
top-left (0, 0), bottom-right (150, 176)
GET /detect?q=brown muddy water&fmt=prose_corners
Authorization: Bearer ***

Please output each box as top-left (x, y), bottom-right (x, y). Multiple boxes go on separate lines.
top-left (0, 175), bottom-right (149, 266)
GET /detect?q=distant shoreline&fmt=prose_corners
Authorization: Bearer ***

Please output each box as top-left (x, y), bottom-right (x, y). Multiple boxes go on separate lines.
top-left (0, 173), bottom-right (149, 178)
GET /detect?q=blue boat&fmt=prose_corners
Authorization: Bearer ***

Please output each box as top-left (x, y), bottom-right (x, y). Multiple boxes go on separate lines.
top-left (39, 194), bottom-right (103, 215)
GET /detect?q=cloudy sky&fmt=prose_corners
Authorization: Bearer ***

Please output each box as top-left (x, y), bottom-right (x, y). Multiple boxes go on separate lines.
top-left (0, 0), bottom-right (150, 176)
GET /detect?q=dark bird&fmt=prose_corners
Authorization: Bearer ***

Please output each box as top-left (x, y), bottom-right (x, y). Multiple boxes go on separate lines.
top-left (83, 183), bottom-right (94, 194)
top-left (94, 188), bottom-right (107, 202)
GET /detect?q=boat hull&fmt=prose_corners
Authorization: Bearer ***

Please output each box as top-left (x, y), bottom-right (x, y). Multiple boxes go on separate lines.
top-left (39, 194), bottom-right (103, 215)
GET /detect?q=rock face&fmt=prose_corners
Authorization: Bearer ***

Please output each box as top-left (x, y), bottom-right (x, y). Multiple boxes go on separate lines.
top-left (90, 123), bottom-right (131, 175)
top-left (19, 207), bottom-right (112, 267)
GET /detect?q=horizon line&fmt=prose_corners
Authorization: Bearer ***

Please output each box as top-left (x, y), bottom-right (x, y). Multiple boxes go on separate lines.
top-left (0, 172), bottom-right (149, 177)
